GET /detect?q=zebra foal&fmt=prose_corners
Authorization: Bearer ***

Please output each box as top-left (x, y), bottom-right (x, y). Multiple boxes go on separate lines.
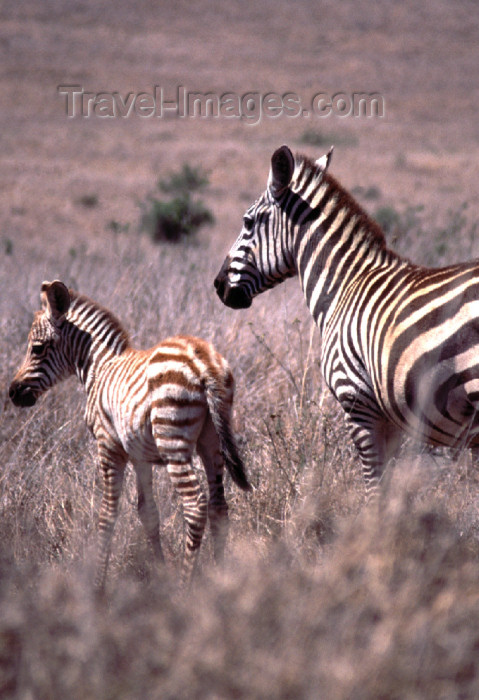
top-left (9, 280), bottom-right (250, 590)
top-left (215, 144), bottom-right (479, 496)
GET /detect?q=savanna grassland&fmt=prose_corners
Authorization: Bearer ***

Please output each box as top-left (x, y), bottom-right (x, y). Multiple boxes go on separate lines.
top-left (2, 1), bottom-right (479, 698)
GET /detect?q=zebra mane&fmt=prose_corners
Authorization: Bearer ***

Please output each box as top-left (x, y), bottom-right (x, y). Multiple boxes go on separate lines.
top-left (67, 289), bottom-right (131, 352)
top-left (295, 153), bottom-right (387, 251)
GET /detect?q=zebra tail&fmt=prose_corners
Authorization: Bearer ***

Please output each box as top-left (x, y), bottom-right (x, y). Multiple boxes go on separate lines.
top-left (204, 382), bottom-right (252, 492)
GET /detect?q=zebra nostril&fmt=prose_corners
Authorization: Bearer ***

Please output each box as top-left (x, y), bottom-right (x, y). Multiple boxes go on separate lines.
top-left (223, 285), bottom-right (252, 309)
top-left (8, 383), bottom-right (37, 407)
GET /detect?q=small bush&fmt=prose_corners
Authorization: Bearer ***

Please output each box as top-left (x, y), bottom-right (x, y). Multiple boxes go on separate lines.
top-left (351, 184), bottom-right (382, 201)
top-left (373, 204), bottom-right (406, 235)
top-left (157, 163), bottom-right (209, 195)
top-left (140, 164), bottom-right (214, 243)
top-left (107, 220), bottom-right (130, 235)
top-left (299, 129), bottom-right (358, 148)
top-left (76, 194), bottom-right (99, 208)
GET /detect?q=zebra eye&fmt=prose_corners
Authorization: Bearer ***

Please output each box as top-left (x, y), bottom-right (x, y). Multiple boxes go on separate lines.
top-left (243, 217), bottom-right (254, 232)
top-left (31, 343), bottom-right (46, 356)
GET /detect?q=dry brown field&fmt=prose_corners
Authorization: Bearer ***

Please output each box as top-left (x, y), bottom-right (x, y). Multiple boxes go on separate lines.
top-left (1, 1), bottom-right (479, 697)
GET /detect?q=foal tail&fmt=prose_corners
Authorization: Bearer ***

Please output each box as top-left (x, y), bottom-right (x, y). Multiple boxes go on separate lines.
top-left (204, 371), bottom-right (252, 492)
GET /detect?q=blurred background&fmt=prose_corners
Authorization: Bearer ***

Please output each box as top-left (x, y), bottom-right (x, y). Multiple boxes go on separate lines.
top-left (1, 2), bottom-right (479, 698)
top-left (2, 0), bottom-right (479, 259)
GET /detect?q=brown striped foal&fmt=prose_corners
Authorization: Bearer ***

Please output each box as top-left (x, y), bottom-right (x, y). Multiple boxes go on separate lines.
top-left (10, 281), bottom-right (250, 590)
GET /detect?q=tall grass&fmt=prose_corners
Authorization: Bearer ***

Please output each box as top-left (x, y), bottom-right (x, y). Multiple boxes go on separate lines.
top-left (1, 223), bottom-right (479, 697)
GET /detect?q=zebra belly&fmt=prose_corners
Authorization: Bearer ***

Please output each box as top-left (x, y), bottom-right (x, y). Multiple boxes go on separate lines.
top-left (377, 292), bottom-right (479, 447)
top-left (387, 351), bottom-right (479, 447)
top-left (123, 423), bottom-right (163, 463)
top-left (103, 402), bottom-right (158, 463)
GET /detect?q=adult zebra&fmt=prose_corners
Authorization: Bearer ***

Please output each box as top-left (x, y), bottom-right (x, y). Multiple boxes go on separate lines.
top-left (9, 281), bottom-right (250, 590)
top-left (215, 144), bottom-right (479, 495)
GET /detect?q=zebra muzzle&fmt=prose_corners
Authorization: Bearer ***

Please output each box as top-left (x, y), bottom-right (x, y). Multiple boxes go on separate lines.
top-left (9, 382), bottom-right (38, 407)
top-left (214, 265), bottom-right (252, 310)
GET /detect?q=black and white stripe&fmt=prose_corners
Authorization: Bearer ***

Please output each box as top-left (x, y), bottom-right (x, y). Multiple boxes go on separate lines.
top-left (215, 144), bottom-right (479, 494)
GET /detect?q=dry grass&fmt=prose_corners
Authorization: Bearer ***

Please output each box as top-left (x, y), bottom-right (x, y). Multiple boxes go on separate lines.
top-left (2, 0), bottom-right (479, 696)
top-left (2, 231), bottom-right (479, 698)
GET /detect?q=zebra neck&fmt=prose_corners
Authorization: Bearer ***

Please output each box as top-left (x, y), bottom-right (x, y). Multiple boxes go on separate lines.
top-left (290, 175), bottom-right (401, 329)
top-left (65, 294), bottom-right (131, 392)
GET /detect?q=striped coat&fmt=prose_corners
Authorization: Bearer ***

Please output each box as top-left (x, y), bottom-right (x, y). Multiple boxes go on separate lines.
top-left (214, 145), bottom-right (479, 493)
top-left (10, 281), bottom-right (250, 589)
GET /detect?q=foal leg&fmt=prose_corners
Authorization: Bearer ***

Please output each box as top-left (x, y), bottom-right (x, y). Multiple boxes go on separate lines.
top-left (95, 441), bottom-right (128, 592)
top-left (134, 460), bottom-right (164, 563)
top-left (165, 458), bottom-right (208, 586)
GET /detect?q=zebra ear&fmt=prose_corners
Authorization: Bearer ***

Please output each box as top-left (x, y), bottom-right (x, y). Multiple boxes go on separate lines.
top-left (268, 145), bottom-right (295, 198)
top-left (41, 280), bottom-right (71, 321)
top-left (316, 146), bottom-right (334, 173)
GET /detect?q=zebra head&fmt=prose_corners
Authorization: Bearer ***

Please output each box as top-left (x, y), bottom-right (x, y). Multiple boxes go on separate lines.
top-left (9, 281), bottom-right (72, 407)
top-left (214, 144), bottom-right (333, 309)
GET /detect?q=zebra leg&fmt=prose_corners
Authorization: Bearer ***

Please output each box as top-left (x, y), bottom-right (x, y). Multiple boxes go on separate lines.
top-left (165, 459), bottom-right (208, 586)
top-left (95, 442), bottom-right (128, 592)
top-left (197, 415), bottom-right (229, 564)
top-left (134, 461), bottom-right (165, 564)
top-left (347, 413), bottom-right (402, 499)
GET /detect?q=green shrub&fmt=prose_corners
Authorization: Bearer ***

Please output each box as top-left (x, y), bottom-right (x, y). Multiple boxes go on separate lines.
top-left (373, 204), bottom-right (404, 235)
top-left (351, 184), bottom-right (382, 201)
top-left (140, 164), bottom-right (214, 243)
top-left (107, 220), bottom-right (130, 235)
top-left (157, 163), bottom-right (209, 195)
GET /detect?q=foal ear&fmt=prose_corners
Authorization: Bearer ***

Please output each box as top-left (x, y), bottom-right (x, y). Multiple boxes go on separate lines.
top-left (315, 145), bottom-right (334, 173)
top-left (268, 145), bottom-right (295, 198)
top-left (41, 280), bottom-right (71, 321)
